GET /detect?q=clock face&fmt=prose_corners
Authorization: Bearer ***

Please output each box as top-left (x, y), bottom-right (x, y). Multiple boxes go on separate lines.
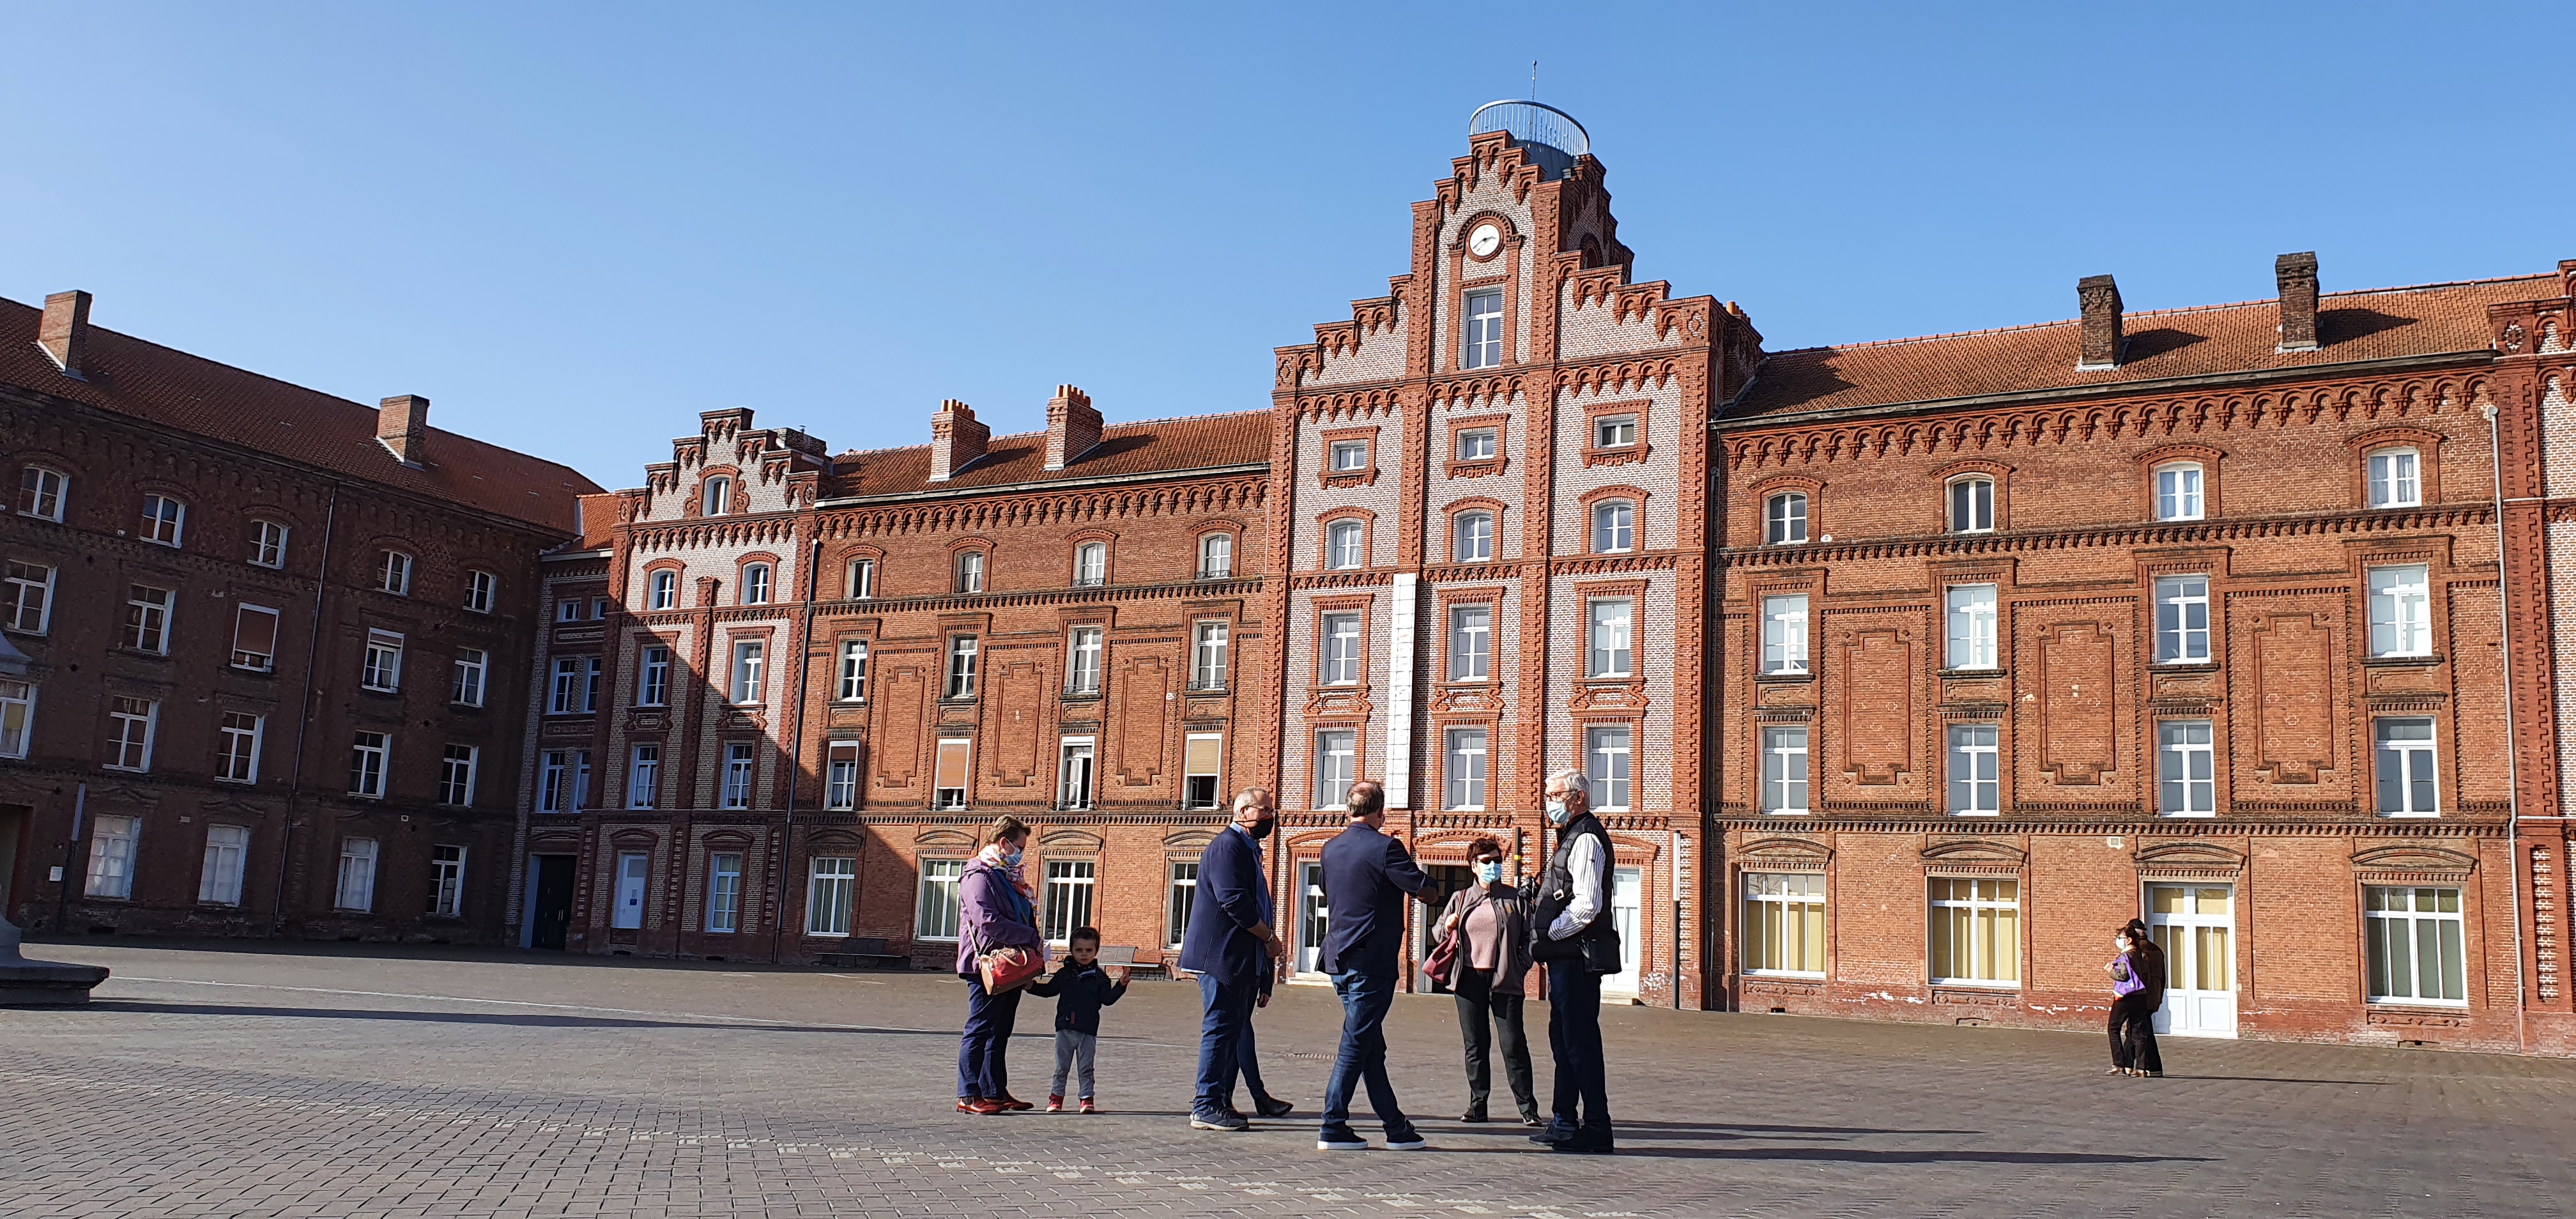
top-left (1468, 224), bottom-right (1502, 258)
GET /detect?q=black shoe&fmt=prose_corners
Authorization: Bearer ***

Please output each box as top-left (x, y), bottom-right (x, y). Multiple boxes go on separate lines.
top-left (1528, 1120), bottom-right (1576, 1146)
top-left (1317, 1125), bottom-right (1368, 1151)
top-left (1255, 1097), bottom-right (1296, 1119)
top-left (1552, 1131), bottom-right (1615, 1154)
top-left (1519, 1114), bottom-right (1545, 1128)
top-left (1460, 1108), bottom-right (1489, 1124)
top-left (1190, 1111), bottom-right (1250, 1131)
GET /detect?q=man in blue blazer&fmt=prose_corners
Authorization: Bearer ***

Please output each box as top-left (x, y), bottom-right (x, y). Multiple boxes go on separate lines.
top-left (1178, 787), bottom-right (1285, 1131)
top-left (1316, 779), bottom-right (1437, 1151)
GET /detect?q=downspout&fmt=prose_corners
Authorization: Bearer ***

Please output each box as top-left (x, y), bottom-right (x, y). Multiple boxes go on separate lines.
top-left (771, 536), bottom-right (822, 963)
top-left (2485, 402), bottom-right (2529, 1052)
top-left (271, 484), bottom-right (339, 933)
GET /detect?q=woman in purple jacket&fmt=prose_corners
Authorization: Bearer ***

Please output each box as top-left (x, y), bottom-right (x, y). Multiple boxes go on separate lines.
top-left (956, 815), bottom-right (1045, 1114)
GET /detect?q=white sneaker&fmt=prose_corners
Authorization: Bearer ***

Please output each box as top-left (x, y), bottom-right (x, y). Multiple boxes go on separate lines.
top-left (1316, 1136), bottom-right (1370, 1151)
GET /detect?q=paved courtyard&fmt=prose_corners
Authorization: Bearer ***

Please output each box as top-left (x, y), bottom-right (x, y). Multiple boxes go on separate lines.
top-left (4, 942), bottom-right (2572, 1218)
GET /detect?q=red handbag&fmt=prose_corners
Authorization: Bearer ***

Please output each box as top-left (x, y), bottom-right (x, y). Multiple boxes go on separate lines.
top-left (974, 926), bottom-right (1045, 994)
top-left (1423, 928), bottom-right (1461, 988)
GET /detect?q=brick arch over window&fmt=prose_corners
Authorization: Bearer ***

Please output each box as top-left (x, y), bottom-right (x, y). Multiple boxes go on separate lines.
top-left (693, 466), bottom-right (742, 518)
top-left (641, 558), bottom-right (687, 611)
top-left (734, 551), bottom-right (783, 605)
top-left (1440, 496), bottom-right (1509, 564)
top-left (1193, 519), bottom-right (1247, 579)
top-left (1747, 473), bottom-right (1822, 546)
top-left (1575, 485), bottom-right (1651, 554)
top-left (1315, 507), bottom-right (1377, 570)
top-left (1065, 528), bottom-right (1118, 587)
top-left (947, 536), bottom-right (996, 593)
top-left (1931, 459), bottom-right (2012, 534)
top-left (2137, 443), bottom-right (2225, 522)
top-left (2347, 426), bottom-right (2445, 507)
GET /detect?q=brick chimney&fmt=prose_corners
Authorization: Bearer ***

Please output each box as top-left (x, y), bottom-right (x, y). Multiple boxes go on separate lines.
top-left (2276, 252), bottom-right (2320, 352)
top-left (378, 395), bottom-right (429, 467)
top-left (2076, 274), bottom-right (2124, 370)
top-left (928, 399), bottom-right (988, 482)
top-left (36, 290), bottom-right (91, 377)
top-left (1043, 385), bottom-right (1102, 471)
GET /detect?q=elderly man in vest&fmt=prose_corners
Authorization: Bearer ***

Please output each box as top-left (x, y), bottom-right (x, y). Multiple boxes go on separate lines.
top-left (1527, 767), bottom-right (1618, 1154)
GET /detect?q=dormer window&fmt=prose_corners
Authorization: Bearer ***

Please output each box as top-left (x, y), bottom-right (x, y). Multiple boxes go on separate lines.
top-left (1765, 493), bottom-right (1808, 545)
top-left (702, 476), bottom-right (732, 516)
top-left (2366, 448), bottom-right (2421, 509)
top-left (1072, 542), bottom-right (1107, 588)
top-left (742, 563), bottom-right (772, 605)
top-left (648, 570), bottom-right (677, 611)
top-left (1948, 477), bottom-right (1995, 533)
top-left (1462, 289), bottom-right (1504, 369)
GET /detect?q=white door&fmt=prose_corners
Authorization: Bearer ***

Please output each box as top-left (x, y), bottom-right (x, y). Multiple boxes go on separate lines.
top-left (2146, 884), bottom-right (2237, 1038)
top-left (1296, 862), bottom-right (1329, 977)
top-left (1603, 866), bottom-right (1644, 994)
top-left (611, 852), bottom-right (649, 930)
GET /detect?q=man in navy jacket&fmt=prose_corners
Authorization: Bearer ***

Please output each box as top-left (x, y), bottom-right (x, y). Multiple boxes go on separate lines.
top-left (1316, 779), bottom-right (1437, 1151)
top-left (1178, 787), bottom-right (1285, 1131)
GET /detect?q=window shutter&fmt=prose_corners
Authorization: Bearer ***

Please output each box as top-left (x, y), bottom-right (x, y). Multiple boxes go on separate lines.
top-left (233, 606), bottom-right (279, 659)
top-left (1185, 735), bottom-right (1221, 776)
top-left (934, 739), bottom-right (970, 789)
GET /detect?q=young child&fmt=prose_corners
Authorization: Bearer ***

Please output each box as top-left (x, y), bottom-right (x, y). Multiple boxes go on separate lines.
top-left (1027, 926), bottom-right (1128, 1112)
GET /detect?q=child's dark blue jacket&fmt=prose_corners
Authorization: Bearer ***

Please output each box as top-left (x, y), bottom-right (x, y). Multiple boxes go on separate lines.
top-left (1026, 960), bottom-right (1127, 1035)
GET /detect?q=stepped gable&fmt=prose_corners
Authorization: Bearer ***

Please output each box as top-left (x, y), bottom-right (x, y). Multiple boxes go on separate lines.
top-left (825, 409), bottom-right (1270, 498)
top-left (0, 295), bottom-right (600, 530)
top-left (1732, 273), bottom-right (2554, 420)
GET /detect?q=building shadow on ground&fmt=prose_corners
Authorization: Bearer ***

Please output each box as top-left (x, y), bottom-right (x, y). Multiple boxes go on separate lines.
top-left (88, 999), bottom-right (947, 1037)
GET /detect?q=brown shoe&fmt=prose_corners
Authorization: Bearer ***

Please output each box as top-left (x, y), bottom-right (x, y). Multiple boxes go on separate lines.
top-left (963, 1098), bottom-right (1006, 1115)
top-left (999, 1094), bottom-right (1035, 1112)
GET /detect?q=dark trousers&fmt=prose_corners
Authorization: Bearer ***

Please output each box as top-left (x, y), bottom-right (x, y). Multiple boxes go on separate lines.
top-left (2108, 993), bottom-right (2164, 1073)
top-left (1453, 967), bottom-right (1537, 1119)
top-left (1238, 1004), bottom-right (1279, 1105)
top-left (1321, 969), bottom-right (1414, 1138)
top-left (956, 976), bottom-right (1022, 1100)
top-left (1193, 974), bottom-right (1258, 1119)
top-left (1546, 965), bottom-right (1611, 1132)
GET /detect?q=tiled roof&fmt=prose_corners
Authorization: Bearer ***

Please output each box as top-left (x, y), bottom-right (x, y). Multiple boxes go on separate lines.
top-left (0, 296), bottom-right (601, 532)
top-left (1728, 274), bottom-right (2553, 422)
top-left (573, 493), bottom-right (624, 549)
top-left (824, 410), bottom-right (1272, 498)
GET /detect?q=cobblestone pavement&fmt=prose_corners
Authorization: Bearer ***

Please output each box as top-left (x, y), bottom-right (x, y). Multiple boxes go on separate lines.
top-left (4, 942), bottom-right (2573, 1218)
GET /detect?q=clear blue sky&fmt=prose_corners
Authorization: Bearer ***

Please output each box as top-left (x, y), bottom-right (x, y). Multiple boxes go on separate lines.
top-left (8, 3), bottom-right (2569, 490)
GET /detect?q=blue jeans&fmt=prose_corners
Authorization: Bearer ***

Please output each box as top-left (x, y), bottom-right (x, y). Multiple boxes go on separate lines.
top-left (956, 975), bottom-right (1022, 1100)
top-left (1194, 974), bottom-right (1258, 1119)
top-left (1320, 969), bottom-right (1413, 1138)
top-left (1546, 964), bottom-right (1610, 1132)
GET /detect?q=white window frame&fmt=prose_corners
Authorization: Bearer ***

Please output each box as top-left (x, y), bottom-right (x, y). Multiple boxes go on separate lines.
top-left (199, 823), bottom-right (250, 907)
top-left (249, 519), bottom-right (289, 568)
top-left (1587, 598), bottom-right (1633, 679)
top-left (451, 647), bottom-right (488, 707)
top-left (1591, 500), bottom-right (1636, 554)
top-left (1329, 440), bottom-right (1369, 472)
top-left (1928, 877), bottom-right (2020, 986)
top-left (378, 550), bottom-right (412, 595)
top-left (1197, 533), bottom-right (1232, 580)
top-left (915, 858), bottom-right (966, 940)
top-left (1057, 736), bottom-right (1096, 810)
top-left (215, 711), bottom-right (263, 784)
top-left (1761, 726), bottom-right (1809, 815)
top-left (648, 569), bottom-right (677, 610)
top-left (1192, 620), bottom-right (1229, 690)
top-left (933, 738), bottom-right (972, 809)
top-left (705, 854), bottom-right (744, 933)
top-left (1462, 288), bottom-right (1504, 369)
top-left (2364, 885), bottom-right (2467, 1006)
top-left (125, 584), bottom-right (172, 654)
top-left (1453, 511), bottom-right (1494, 563)
top-left (86, 815), bottom-right (139, 900)
top-left (1066, 626), bottom-right (1104, 695)
top-left (741, 563), bottom-right (771, 605)
top-left (1946, 723), bottom-right (2000, 816)
top-left (20, 465), bottom-right (67, 521)
top-left (548, 657), bottom-right (582, 715)
top-left (229, 602), bottom-right (281, 673)
top-left (106, 696), bottom-right (158, 772)
top-left (141, 493), bottom-right (185, 547)
top-left (361, 630), bottom-right (404, 693)
top-left (825, 740), bottom-right (860, 810)
top-left (440, 744), bottom-right (481, 807)
top-left (1183, 732), bottom-right (1223, 810)
top-left (702, 475), bottom-right (732, 516)
top-left (1072, 542), bottom-right (1107, 588)
top-left (539, 749), bottom-right (576, 813)
top-left (1761, 594), bottom-right (1808, 675)
top-left (730, 639), bottom-right (765, 705)
top-left (2368, 564), bottom-right (2432, 658)
top-left (721, 742), bottom-right (755, 809)
top-left (2375, 716), bottom-right (2440, 818)
top-left (1585, 725), bottom-right (1633, 811)
top-left (335, 836), bottom-right (379, 912)
top-left (1314, 729), bottom-right (1357, 809)
top-left (954, 549), bottom-right (985, 594)
top-left (348, 732), bottom-right (390, 799)
top-left (638, 645), bottom-right (671, 707)
top-left (1766, 492), bottom-right (1808, 545)
top-left (428, 845), bottom-right (466, 918)
top-left (2154, 462), bottom-right (2204, 522)
top-left (1948, 477), bottom-right (1995, 533)
top-left (4, 561), bottom-right (54, 634)
top-left (1443, 726), bottom-right (1489, 811)
top-left (1321, 613), bottom-right (1362, 686)
top-left (1325, 519), bottom-right (1364, 570)
top-left (1167, 861), bottom-right (1199, 949)
top-left (463, 569), bottom-right (496, 614)
top-left (1457, 427), bottom-right (1496, 461)
top-left (0, 677), bottom-right (36, 760)
top-left (627, 744), bottom-right (660, 809)
top-left (945, 635), bottom-right (979, 700)
top-left (2157, 719), bottom-right (2216, 818)
top-left (1594, 414), bottom-right (1637, 450)
top-left (1447, 603), bottom-right (1491, 682)
top-left (835, 640), bottom-right (867, 702)
top-left (846, 558), bottom-right (877, 599)
top-left (2153, 575), bottom-right (2212, 664)
top-left (1741, 871), bottom-right (1827, 978)
top-left (2366, 448), bottom-right (2421, 509)
top-left (1945, 583), bottom-right (1999, 671)
top-left (1040, 859), bottom-right (1097, 944)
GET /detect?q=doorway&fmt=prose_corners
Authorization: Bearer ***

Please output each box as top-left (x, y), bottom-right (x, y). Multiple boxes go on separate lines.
top-left (1295, 861), bottom-right (1328, 977)
top-left (529, 855), bottom-right (576, 951)
top-left (2145, 883), bottom-right (2237, 1038)
top-left (0, 803), bottom-right (29, 923)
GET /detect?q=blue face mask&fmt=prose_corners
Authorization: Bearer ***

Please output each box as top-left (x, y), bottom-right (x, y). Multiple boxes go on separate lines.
top-left (1545, 799), bottom-right (1569, 825)
top-left (1002, 846), bottom-right (1024, 868)
top-left (1476, 861), bottom-right (1503, 885)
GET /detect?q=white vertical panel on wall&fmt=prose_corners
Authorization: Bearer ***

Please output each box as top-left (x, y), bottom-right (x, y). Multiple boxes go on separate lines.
top-left (1386, 573), bottom-right (1419, 809)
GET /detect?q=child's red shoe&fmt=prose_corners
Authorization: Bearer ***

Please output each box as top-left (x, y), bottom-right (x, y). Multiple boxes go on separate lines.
top-left (1078, 1099), bottom-right (1099, 1114)
top-left (1045, 1095), bottom-right (1064, 1113)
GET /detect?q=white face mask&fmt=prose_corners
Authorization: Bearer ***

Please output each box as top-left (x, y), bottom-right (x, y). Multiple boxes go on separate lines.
top-left (1544, 799), bottom-right (1569, 825)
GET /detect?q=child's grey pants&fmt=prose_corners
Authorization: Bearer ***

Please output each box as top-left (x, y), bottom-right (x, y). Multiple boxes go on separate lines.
top-left (1051, 1030), bottom-right (1097, 1100)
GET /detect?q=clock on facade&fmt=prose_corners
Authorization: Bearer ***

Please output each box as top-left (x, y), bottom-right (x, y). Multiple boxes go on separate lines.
top-left (1468, 223), bottom-right (1502, 258)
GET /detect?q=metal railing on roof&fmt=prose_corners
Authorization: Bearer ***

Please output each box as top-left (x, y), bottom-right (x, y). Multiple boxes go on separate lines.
top-left (1467, 100), bottom-right (1589, 158)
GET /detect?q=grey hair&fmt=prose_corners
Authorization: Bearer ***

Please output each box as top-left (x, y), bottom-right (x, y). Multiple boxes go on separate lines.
top-left (1229, 787), bottom-right (1274, 815)
top-left (1545, 769), bottom-right (1589, 802)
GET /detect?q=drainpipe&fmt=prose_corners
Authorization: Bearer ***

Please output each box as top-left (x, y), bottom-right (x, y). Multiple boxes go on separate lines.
top-left (771, 536), bottom-right (823, 964)
top-left (271, 484), bottom-right (339, 933)
top-left (2485, 403), bottom-right (2529, 1052)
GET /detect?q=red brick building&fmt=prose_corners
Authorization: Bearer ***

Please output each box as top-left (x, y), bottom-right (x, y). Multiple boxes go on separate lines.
top-left (404, 103), bottom-right (2563, 1055)
top-left (0, 290), bottom-right (600, 944)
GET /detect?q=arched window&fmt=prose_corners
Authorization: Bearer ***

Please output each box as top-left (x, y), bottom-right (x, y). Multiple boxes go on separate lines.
top-left (1765, 493), bottom-right (1807, 545)
top-left (378, 550), bottom-right (413, 595)
top-left (2365, 448), bottom-right (2421, 508)
top-left (742, 564), bottom-right (772, 604)
top-left (1590, 500), bottom-right (1636, 554)
top-left (1947, 477), bottom-right (1995, 533)
top-left (648, 569), bottom-right (678, 611)
top-left (1197, 533), bottom-right (1233, 580)
top-left (1072, 542), bottom-right (1107, 587)
top-left (1453, 511), bottom-right (1494, 563)
top-left (1325, 520), bottom-right (1364, 570)
top-left (18, 466), bottom-right (66, 522)
top-left (845, 558), bottom-right (876, 599)
top-left (141, 494), bottom-right (186, 547)
top-left (702, 476), bottom-right (732, 516)
top-left (954, 549), bottom-right (986, 594)
top-left (248, 519), bottom-right (289, 568)
top-left (2153, 462), bottom-right (2204, 521)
